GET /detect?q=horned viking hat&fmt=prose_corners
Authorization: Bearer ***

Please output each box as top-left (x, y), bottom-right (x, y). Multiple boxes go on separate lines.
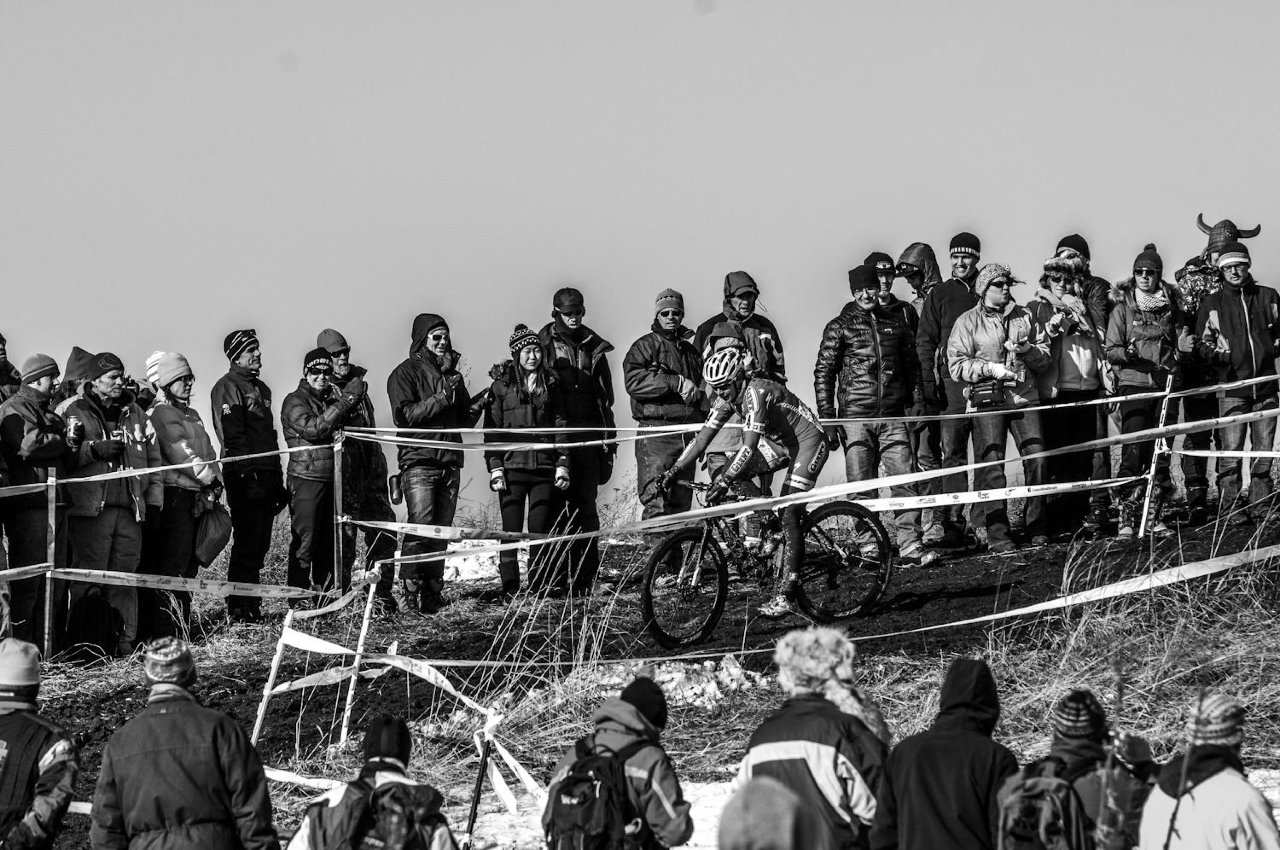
top-left (1197, 214), bottom-right (1261, 257)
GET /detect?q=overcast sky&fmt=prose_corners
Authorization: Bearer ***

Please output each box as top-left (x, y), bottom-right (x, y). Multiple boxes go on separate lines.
top-left (3, 1), bottom-right (1278, 506)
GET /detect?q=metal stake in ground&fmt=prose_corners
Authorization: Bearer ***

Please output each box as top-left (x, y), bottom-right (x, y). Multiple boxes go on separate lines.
top-left (43, 472), bottom-right (55, 658)
top-left (252, 608), bottom-right (296, 745)
top-left (339, 573), bottom-right (378, 745)
top-left (1138, 375), bottom-right (1175, 538)
top-left (462, 735), bottom-right (493, 850)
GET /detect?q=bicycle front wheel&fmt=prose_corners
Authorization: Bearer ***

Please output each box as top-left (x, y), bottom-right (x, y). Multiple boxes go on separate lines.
top-left (641, 527), bottom-right (728, 649)
top-left (794, 500), bottom-right (892, 622)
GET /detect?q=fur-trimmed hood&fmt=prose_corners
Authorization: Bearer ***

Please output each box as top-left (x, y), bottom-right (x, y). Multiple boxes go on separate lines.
top-left (1109, 278), bottom-right (1183, 310)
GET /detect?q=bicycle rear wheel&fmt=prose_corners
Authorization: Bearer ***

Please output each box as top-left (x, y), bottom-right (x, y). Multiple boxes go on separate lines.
top-left (794, 500), bottom-right (892, 622)
top-left (641, 527), bottom-right (728, 648)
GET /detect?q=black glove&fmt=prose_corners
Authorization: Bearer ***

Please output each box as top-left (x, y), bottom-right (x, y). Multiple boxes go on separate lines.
top-left (598, 449), bottom-right (615, 485)
top-left (443, 373), bottom-right (464, 394)
top-left (145, 504), bottom-right (162, 526)
top-left (641, 471), bottom-right (673, 506)
top-left (206, 478), bottom-right (225, 501)
top-left (822, 424), bottom-right (843, 452)
top-left (91, 439), bottom-right (127, 462)
top-left (272, 477), bottom-right (290, 516)
top-left (705, 474), bottom-right (731, 505)
top-left (344, 375), bottom-right (367, 399)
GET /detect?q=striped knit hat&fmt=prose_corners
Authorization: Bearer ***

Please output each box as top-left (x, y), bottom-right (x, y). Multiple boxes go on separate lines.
top-left (1050, 689), bottom-right (1107, 740)
top-left (144, 637), bottom-right (197, 687)
top-left (507, 324), bottom-right (540, 355)
top-left (1186, 692), bottom-right (1245, 747)
top-left (145, 351), bottom-right (168, 386)
top-left (950, 231), bottom-right (981, 258)
top-left (1217, 241), bottom-right (1251, 269)
top-left (223, 329), bottom-right (258, 361)
top-left (0, 638), bottom-right (40, 710)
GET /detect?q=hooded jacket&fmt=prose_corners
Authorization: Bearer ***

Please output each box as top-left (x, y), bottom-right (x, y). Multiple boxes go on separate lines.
top-left (869, 659), bottom-right (1019, 850)
top-left (0, 385), bottom-right (75, 511)
top-left (332, 364), bottom-right (391, 506)
top-left (917, 276), bottom-right (980, 398)
top-left (738, 693), bottom-right (887, 850)
top-left (210, 362), bottom-right (282, 474)
top-left (543, 698), bottom-right (693, 850)
top-left (814, 302), bottom-right (922, 418)
top-left (386, 314), bottom-right (477, 471)
top-left (281, 379), bottom-right (358, 481)
top-left (62, 389), bottom-right (162, 520)
top-left (1137, 745), bottom-right (1280, 850)
top-left (947, 301), bottom-right (1050, 409)
top-left (693, 308), bottom-right (786, 454)
top-left (148, 397), bottom-right (221, 491)
top-left (537, 319), bottom-right (617, 437)
top-left (622, 322), bottom-right (703, 423)
top-left (483, 361), bottom-right (569, 473)
top-left (1194, 274), bottom-right (1280, 399)
top-left (898, 243), bottom-right (945, 318)
top-left (1026, 288), bottom-right (1107, 399)
top-left (1105, 280), bottom-right (1193, 391)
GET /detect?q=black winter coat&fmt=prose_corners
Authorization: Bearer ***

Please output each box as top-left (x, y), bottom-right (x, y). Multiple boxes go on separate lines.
top-left (538, 321), bottom-right (616, 435)
top-left (622, 323), bottom-right (703, 423)
top-left (916, 277), bottom-right (979, 397)
top-left (210, 364), bottom-right (281, 473)
top-left (814, 302), bottom-right (922, 419)
top-left (332, 365), bottom-right (390, 506)
top-left (0, 386), bottom-right (74, 511)
top-left (692, 308), bottom-right (786, 380)
top-left (483, 363), bottom-right (569, 473)
top-left (386, 346), bottom-right (475, 471)
top-left (1195, 276), bottom-right (1280, 399)
top-left (90, 687), bottom-right (279, 850)
top-left (281, 380), bottom-right (357, 481)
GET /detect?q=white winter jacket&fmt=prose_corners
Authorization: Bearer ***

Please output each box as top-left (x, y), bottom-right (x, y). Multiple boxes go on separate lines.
top-left (1138, 766), bottom-right (1280, 850)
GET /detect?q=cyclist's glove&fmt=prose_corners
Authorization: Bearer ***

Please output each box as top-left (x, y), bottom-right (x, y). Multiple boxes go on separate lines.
top-left (705, 474), bottom-right (732, 505)
top-left (640, 470), bottom-right (673, 506)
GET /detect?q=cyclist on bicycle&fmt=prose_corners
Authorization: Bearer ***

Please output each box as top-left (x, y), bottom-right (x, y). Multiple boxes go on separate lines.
top-left (653, 340), bottom-right (830, 618)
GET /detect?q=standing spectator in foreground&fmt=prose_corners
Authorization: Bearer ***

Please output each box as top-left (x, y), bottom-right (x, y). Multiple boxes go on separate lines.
top-left (0, 637), bottom-right (79, 850)
top-left (318, 329), bottom-right (399, 613)
top-left (1172, 256), bottom-right (1222, 525)
top-left (718, 778), bottom-right (801, 850)
top-left (484, 325), bottom-right (570, 599)
top-left (90, 637), bottom-right (279, 850)
top-left (387, 314), bottom-right (482, 615)
top-left (947, 264), bottom-right (1051, 553)
top-left (916, 232), bottom-right (982, 547)
top-left (738, 627), bottom-right (889, 850)
top-left (212, 330), bottom-right (287, 625)
top-left (64, 352), bottom-right (162, 657)
top-left (281, 349), bottom-right (362, 597)
top-left (814, 264), bottom-right (937, 566)
top-left (144, 352), bottom-right (222, 637)
top-left (286, 715), bottom-right (458, 850)
top-left (1027, 253), bottom-right (1107, 539)
top-left (539, 288), bottom-right (616, 597)
top-left (544, 676), bottom-right (693, 849)
top-left (1105, 245), bottom-right (1192, 539)
top-left (623, 289), bottom-right (703, 544)
top-left (1196, 241), bottom-right (1280, 525)
top-left (1138, 693), bottom-right (1280, 850)
top-left (869, 658), bottom-right (1019, 850)
top-left (0, 355), bottom-right (75, 646)
top-left (0, 334), bottom-right (21, 402)
top-left (866, 251), bottom-right (919, 334)
top-left (897, 242), bottom-right (946, 545)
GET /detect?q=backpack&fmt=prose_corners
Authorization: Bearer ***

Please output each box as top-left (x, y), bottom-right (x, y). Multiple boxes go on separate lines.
top-left (62, 585), bottom-right (120, 664)
top-left (314, 777), bottom-right (449, 850)
top-left (546, 736), bottom-right (652, 850)
top-left (997, 757), bottom-right (1096, 850)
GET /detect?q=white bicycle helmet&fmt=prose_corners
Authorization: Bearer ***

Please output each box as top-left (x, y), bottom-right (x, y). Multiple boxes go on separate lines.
top-left (703, 347), bottom-right (744, 389)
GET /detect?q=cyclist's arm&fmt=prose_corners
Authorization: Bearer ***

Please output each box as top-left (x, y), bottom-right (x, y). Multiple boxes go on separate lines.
top-left (720, 381), bottom-right (771, 482)
top-left (667, 397), bottom-right (731, 475)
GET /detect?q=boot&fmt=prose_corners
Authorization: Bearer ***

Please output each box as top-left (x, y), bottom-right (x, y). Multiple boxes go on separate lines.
top-left (1117, 498), bottom-right (1138, 541)
top-left (1186, 487), bottom-right (1209, 527)
top-left (1147, 493), bottom-right (1173, 538)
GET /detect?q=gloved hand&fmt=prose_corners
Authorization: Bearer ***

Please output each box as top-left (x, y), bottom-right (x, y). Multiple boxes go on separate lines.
top-left (822, 424), bottom-right (843, 452)
top-left (489, 468), bottom-right (507, 492)
top-left (91, 439), bottom-right (127, 462)
top-left (207, 478), bottom-right (225, 500)
top-left (555, 467), bottom-right (571, 490)
top-left (443, 373), bottom-right (464, 394)
top-left (640, 472), bottom-right (670, 506)
top-left (1004, 337), bottom-right (1032, 356)
top-left (1045, 312), bottom-right (1067, 336)
top-left (145, 504), bottom-right (162, 526)
top-left (705, 474), bottom-right (731, 505)
top-left (988, 363), bottom-right (1017, 381)
top-left (65, 415), bottom-right (85, 449)
top-left (345, 375), bottom-right (367, 399)
top-left (677, 376), bottom-right (700, 404)
top-left (598, 449), bottom-right (615, 485)
top-left (923, 395), bottom-right (944, 416)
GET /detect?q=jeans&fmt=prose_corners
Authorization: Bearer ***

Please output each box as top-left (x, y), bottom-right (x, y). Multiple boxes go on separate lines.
top-left (970, 407), bottom-right (1047, 543)
top-left (939, 376), bottom-right (973, 527)
top-left (141, 487), bottom-right (199, 640)
top-left (225, 468), bottom-right (282, 616)
top-left (2, 506), bottom-right (67, 648)
top-left (635, 427), bottom-right (694, 542)
top-left (68, 505), bottom-right (142, 648)
top-left (1117, 387), bottom-right (1176, 499)
top-left (288, 476), bottom-right (335, 592)
top-left (1216, 395), bottom-right (1278, 514)
top-left (401, 464), bottom-right (459, 588)
top-left (553, 447), bottom-right (602, 594)
top-left (500, 469), bottom-right (560, 589)
top-left (1178, 392), bottom-right (1218, 500)
top-left (1041, 389), bottom-right (1100, 533)
top-left (909, 418), bottom-right (943, 532)
top-left (842, 421), bottom-right (922, 550)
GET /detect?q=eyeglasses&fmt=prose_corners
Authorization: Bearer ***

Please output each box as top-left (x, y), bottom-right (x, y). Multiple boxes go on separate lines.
top-left (306, 367), bottom-right (332, 376)
top-left (1222, 264), bottom-right (1248, 274)
top-left (988, 280), bottom-right (1013, 290)
top-left (558, 310), bottom-right (585, 318)
top-left (427, 332), bottom-right (450, 342)
top-left (1134, 269), bottom-right (1157, 277)
top-left (657, 310), bottom-right (683, 318)
top-left (176, 376), bottom-right (195, 385)
top-left (1046, 274), bottom-right (1068, 283)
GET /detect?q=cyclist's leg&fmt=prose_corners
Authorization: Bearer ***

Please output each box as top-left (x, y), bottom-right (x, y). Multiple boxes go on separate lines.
top-left (777, 432), bottom-right (830, 591)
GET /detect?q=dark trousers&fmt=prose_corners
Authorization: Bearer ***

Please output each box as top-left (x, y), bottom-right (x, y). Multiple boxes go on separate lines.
top-left (635, 427), bottom-right (694, 542)
top-left (340, 483), bottom-right (396, 597)
top-left (139, 487), bottom-right (200, 640)
top-left (288, 476), bottom-right (334, 592)
top-left (2, 507), bottom-right (67, 648)
top-left (553, 447), bottom-right (602, 594)
top-left (909, 418), bottom-right (943, 530)
top-left (499, 469), bottom-right (560, 588)
top-left (939, 376), bottom-right (973, 525)
top-left (1117, 387), bottom-right (1176, 499)
top-left (970, 407), bottom-right (1047, 543)
top-left (1179, 392), bottom-right (1217, 500)
top-left (1091, 405), bottom-right (1114, 509)
top-left (1041, 389), bottom-right (1100, 534)
top-left (400, 465), bottom-right (459, 589)
top-left (68, 506), bottom-right (141, 648)
top-left (225, 469), bottom-right (281, 615)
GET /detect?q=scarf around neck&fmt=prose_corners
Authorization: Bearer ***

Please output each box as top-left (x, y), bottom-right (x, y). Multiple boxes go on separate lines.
top-left (1134, 286), bottom-right (1169, 313)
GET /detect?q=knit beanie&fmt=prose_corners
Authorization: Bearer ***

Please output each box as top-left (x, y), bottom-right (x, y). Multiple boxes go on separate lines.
top-left (724, 271), bottom-right (760, 298)
top-left (848, 264), bottom-right (879, 293)
top-left (620, 677), bottom-right (668, 729)
top-left (156, 352), bottom-right (193, 388)
top-left (364, 715), bottom-right (413, 766)
top-left (1217, 241), bottom-right (1251, 269)
top-left (1133, 243), bottom-right (1163, 274)
top-left (85, 352), bottom-right (125, 382)
top-left (1056, 234), bottom-right (1091, 262)
top-left (0, 638), bottom-right (40, 710)
top-left (655, 288), bottom-right (684, 314)
top-left (950, 231), bottom-right (981, 258)
top-left (974, 263), bottom-right (1018, 295)
top-left (1186, 692), bottom-right (1246, 747)
top-left (223, 329), bottom-right (259, 362)
top-left (145, 351), bottom-right (167, 386)
top-left (1050, 689), bottom-right (1108, 740)
top-left (19, 354), bottom-right (59, 384)
top-left (303, 347), bottom-right (334, 373)
top-left (553, 287), bottom-right (585, 313)
top-left (63, 347), bottom-right (95, 385)
top-left (144, 637), bottom-right (197, 687)
top-left (718, 777), bottom-right (801, 850)
top-left (508, 324), bottom-right (540, 355)
top-left (863, 251), bottom-right (895, 274)
top-left (316, 328), bottom-right (349, 354)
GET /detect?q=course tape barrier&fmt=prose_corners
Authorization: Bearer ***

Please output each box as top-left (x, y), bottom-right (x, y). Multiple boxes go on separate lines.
top-left (344, 518), bottom-right (546, 542)
top-left (0, 564), bottom-right (55, 583)
top-left (0, 483), bottom-right (52, 499)
top-left (264, 767), bottom-right (343, 791)
top-left (852, 476), bottom-right (1140, 513)
top-left (1176, 449), bottom-right (1280, 458)
top-left (290, 582), bottom-right (375, 619)
top-left (48, 568), bottom-right (324, 599)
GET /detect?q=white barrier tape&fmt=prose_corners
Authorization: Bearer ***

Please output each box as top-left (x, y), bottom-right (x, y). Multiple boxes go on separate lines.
top-left (348, 432), bottom-right (651, 452)
top-left (345, 518), bottom-right (546, 542)
top-left (0, 564), bottom-right (54, 582)
top-left (486, 748), bottom-right (519, 814)
top-left (60, 445), bottom-right (313, 487)
top-left (492, 738), bottom-right (547, 802)
top-left (1169, 373), bottom-right (1280, 398)
top-left (290, 582), bottom-right (374, 619)
top-left (851, 476), bottom-right (1142, 513)
top-left (272, 665), bottom-right (357, 694)
top-left (348, 424), bottom-right (696, 435)
top-left (50, 568), bottom-right (321, 599)
top-left (1175, 449), bottom-right (1280, 458)
top-left (0, 483), bottom-right (53, 498)
top-left (822, 388), bottom-right (1167, 425)
top-left (264, 767), bottom-right (344, 790)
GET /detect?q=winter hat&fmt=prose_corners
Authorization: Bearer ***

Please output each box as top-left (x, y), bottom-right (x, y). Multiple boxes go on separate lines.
top-left (508, 324), bottom-right (540, 355)
top-left (85, 352), bottom-right (125, 382)
top-left (974, 263), bottom-right (1019, 295)
top-left (145, 351), bottom-right (167, 386)
top-left (156, 352), bottom-right (193, 388)
top-left (364, 715), bottom-right (413, 766)
top-left (847, 264), bottom-right (879, 293)
top-left (1217, 241), bottom-right (1251, 269)
top-left (1056, 234), bottom-right (1091, 261)
top-left (63, 347), bottom-right (95, 385)
top-left (1051, 689), bottom-right (1108, 740)
top-left (303, 347), bottom-right (334, 373)
top-left (724, 271), bottom-right (760, 298)
top-left (620, 677), bottom-right (668, 729)
top-left (0, 638), bottom-right (40, 711)
top-left (863, 251), bottom-right (895, 275)
top-left (144, 637), bottom-right (197, 687)
top-left (949, 231), bottom-right (981, 257)
top-left (316, 328), bottom-right (349, 354)
top-left (1133, 243), bottom-right (1163, 274)
top-left (707, 321), bottom-right (746, 352)
top-left (718, 777), bottom-right (801, 850)
top-left (223, 329), bottom-right (259, 362)
top-left (19, 354), bottom-right (59, 384)
top-left (553, 287), bottom-right (585, 313)
top-left (1042, 254), bottom-right (1084, 286)
top-left (1186, 692), bottom-right (1246, 747)
top-left (654, 288), bottom-right (684, 314)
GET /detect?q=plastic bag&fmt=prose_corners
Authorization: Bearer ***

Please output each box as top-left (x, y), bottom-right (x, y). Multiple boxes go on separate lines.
top-left (195, 499), bottom-right (233, 567)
